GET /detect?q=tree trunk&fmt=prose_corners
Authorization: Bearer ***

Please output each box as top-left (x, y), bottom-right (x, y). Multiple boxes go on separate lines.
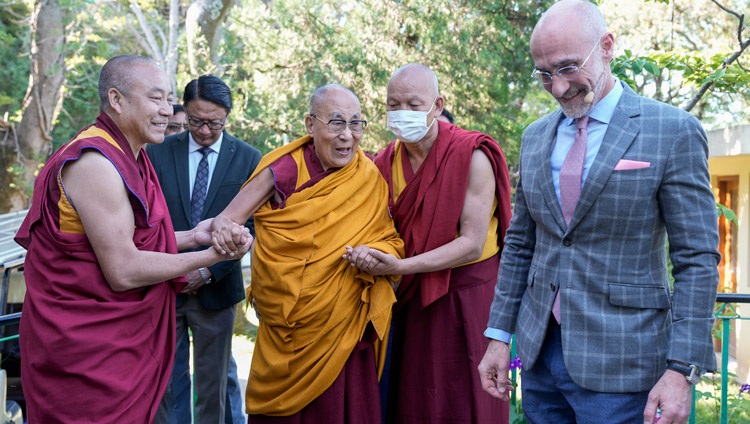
top-left (166, 0), bottom-right (181, 96)
top-left (4, 0), bottom-right (66, 212)
top-left (125, 0), bottom-right (181, 96)
top-left (185, 0), bottom-right (234, 75)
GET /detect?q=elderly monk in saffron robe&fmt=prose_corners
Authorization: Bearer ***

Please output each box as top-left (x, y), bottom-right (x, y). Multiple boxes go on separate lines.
top-left (347, 63), bottom-right (513, 424)
top-left (14, 55), bottom-right (250, 424)
top-left (211, 84), bottom-right (404, 423)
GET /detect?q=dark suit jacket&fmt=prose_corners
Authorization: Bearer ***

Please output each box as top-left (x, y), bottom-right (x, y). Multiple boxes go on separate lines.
top-left (146, 130), bottom-right (262, 310)
top-left (487, 83), bottom-right (720, 392)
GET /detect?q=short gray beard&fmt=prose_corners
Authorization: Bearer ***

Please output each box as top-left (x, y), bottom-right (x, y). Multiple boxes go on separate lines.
top-left (560, 98), bottom-right (591, 119)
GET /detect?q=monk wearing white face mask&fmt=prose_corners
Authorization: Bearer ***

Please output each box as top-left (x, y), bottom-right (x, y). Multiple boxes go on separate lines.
top-left (345, 63), bottom-right (513, 424)
top-left (385, 97), bottom-right (438, 143)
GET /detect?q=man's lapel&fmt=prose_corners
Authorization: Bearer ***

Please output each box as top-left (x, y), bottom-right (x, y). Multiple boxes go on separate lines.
top-left (537, 110), bottom-right (568, 232)
top-left (173, 132), bottom-right (192, 224)
top-left (204, 132), bottom-right (236, 211)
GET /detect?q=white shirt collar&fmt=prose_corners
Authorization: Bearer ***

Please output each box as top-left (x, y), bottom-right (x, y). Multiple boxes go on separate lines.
top-left (188, 131), bottom-right (224, 155)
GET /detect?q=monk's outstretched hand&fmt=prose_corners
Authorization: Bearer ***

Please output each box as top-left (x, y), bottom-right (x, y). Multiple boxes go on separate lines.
top-left (343, 246), bottom-right (400, 275)
top-left (192, 218), bottom-right (214, 246)
top-left (211, 215), bottom-right (253, 256)
top-left (345, 245), bottom-right (376, 272)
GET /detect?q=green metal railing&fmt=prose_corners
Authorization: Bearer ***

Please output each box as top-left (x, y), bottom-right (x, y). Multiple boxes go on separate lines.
top-left (704, 292), bottom-right (750, 424)
top-left (0, 312), bottom-right (20, 344)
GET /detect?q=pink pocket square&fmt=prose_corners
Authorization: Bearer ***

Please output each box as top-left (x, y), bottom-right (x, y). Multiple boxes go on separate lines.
top-left (614, 159), bottom-right (651, 170)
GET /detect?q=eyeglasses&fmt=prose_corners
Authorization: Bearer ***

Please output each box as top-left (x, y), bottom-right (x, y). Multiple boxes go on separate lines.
top-left (311, 114), bottom-right (367, 134)
top-left (187, 117), bottom-right (226, 131)
top-left (531, 38), bottom-right (602, 85)
top-left (166, 123), bottom-right (188, 132)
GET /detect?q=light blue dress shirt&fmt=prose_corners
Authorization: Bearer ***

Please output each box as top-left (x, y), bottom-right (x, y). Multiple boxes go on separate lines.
top-left (485, 80), bottom-right (624, 344)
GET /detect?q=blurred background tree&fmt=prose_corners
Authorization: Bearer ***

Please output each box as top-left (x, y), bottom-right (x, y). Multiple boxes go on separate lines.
top-left (0, 0), bottom-right (748, 213)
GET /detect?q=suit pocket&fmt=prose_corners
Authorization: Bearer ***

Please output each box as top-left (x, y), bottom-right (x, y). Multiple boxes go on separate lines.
top-left (608, 165), bottom-right (656, 181)
top-left (526, 266), bottom-right (537, 288)
top-left (608, 283), bottom-right (671, 309)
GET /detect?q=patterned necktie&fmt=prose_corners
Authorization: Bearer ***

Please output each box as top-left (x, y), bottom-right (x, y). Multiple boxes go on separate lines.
top-left (190, 147), bottom-right (211, 227)
top-left (553, 115), bottom-right (589, 324)
top-left (559, 115), bottom-right (589, 226)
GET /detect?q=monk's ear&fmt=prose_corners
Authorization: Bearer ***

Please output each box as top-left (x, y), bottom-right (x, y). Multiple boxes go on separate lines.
top-left (434, 96), bottom-right (445, 119)
top-left (108, 88), bottom-right (124, 114)
top-left (305, 115), bottom-right (314, 135)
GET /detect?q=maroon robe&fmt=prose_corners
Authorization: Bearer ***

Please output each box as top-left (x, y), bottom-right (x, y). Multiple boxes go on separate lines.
top-left (15, 113), bottom-right (183, 423)
top-left (374, 120), bottom-right (512, 423)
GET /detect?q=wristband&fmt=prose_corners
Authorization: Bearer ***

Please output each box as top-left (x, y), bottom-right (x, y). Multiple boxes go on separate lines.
top-left (666, 360), bottom-right (701, 385)
top-left (198, 267), bottom-right (211, 284)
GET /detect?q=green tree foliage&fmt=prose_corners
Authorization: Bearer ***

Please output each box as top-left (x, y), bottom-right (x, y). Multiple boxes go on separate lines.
top-left (24, 0), bottom-right (548, 160)
top-left (602, 0), bottom-right (750, 127)
top-left (50, 0), bottom-right (177, 146)
top-left (219, 0), bottom-right (551, 160)
top-left (0, 2), bottom-right (32, 118)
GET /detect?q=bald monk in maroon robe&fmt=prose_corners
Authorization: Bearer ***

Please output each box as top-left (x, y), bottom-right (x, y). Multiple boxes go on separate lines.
top-left (347, 63), bottom-right (512, 423)
top-left (14, 55), bottom-right (249, 423)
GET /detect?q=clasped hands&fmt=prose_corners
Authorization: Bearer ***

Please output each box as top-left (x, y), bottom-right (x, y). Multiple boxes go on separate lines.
top-left (343, 245), bottom-right (399, 276)
top-left (208, 217), bottom-right (254, 256)
top-left (193, 218), bottom-right (252, 254)
top-left (182, 219), bottom-right (251, 295)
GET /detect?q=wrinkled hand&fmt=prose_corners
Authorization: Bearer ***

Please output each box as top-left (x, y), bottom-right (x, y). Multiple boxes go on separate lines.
top-left (343, 246), bottom-right (400, 275)
top-left (477, 340), bottom-right (515, 401)
top-left (180, 269), bottom-right (206, 295)
top-left (643, 370), bottom-right (692, 423)
top-left (193, 218), bottom-right (214, 246)
top-left (212, 223), bottom-right (253, 256)
top-left (343, 245), bottom-right (377, 271)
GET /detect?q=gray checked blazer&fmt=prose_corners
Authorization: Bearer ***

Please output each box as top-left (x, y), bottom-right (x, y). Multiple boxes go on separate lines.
top-left (487, 82), bottom-right (720, 393)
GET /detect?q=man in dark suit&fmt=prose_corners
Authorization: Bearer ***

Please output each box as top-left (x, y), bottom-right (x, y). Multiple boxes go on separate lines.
top-left (478, 1), bottom-right (720, 423)
top-left (148, 75), bottom-right (261, 423)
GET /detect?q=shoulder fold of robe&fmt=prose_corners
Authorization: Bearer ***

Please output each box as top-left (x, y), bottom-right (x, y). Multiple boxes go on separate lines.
top-left (374, 120), bottom-right (512, 307)
top-left (245, 135), bottom-right (405, 416)
top-left (15, 112), bottom-right (182, 423)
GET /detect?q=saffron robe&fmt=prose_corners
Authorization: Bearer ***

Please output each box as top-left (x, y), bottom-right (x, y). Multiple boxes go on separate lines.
top-left (245, 136), bottom-right (404, 417)
top-left (15, 113), bottom-right (182, 424)
top-left (374, 120), bottom-right (512, 423)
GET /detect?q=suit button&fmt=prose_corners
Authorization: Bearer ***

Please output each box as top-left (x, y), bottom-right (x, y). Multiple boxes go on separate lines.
top-left (550, 283), bottom-right (555, 291)
top-left (563, 238), bottom-right (572, 246)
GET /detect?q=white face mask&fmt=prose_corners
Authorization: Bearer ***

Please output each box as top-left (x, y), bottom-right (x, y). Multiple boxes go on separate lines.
top-left (386, 99), bottom-right (437, 143)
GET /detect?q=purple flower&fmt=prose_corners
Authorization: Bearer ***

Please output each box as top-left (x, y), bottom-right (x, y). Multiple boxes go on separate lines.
top-left (741, 384), bottom-right (750, 395)
top-left (509, 356), bottom-right (522, 371)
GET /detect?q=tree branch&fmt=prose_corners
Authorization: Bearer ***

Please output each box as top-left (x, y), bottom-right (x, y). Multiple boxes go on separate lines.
top-left (128, 0), bottom-right (162, 64)
top-left (683, 0), bottom-right (750, 111)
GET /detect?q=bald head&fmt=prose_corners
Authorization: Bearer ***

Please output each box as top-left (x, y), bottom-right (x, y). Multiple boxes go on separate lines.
top-left (388, 63), bottom-right (439, 100)
top-left (309, 84), bottom-right (360, 116)
top-left (532, 0), bottom-right (608, 46)
top-left (98, 55), bottom-right (159, 111)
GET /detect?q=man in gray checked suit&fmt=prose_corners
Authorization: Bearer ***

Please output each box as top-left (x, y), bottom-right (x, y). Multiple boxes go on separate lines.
top-left (478, 1), bottom-right (720, 423)
top-left (148, 75), bottom-right (261, 423)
